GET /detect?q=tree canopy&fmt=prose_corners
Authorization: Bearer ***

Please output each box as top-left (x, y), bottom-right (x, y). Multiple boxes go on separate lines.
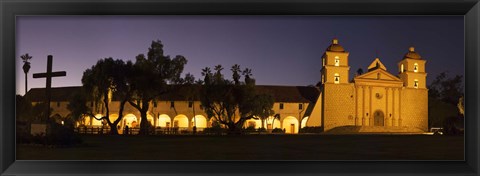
top-left (427, 71), bottom-right (464, 130)
top-left (77, 58), bottom-right (132, 134)
top-left (127, 40), bottom-right (187, 135)
top-left (199, 64), bottom-right (274, 134)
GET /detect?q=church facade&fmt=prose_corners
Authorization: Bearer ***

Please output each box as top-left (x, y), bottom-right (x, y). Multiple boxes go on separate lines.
top-left (305, 39), bottom-right (428, 132)
top-left (25, 38), bottom-right (428, 134)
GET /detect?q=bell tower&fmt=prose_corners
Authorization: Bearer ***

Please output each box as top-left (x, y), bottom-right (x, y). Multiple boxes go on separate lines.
top-left (398, 46), bottom-right (427, 89)
top-left (320, 38), bottom-right (355, 131)
top-left (321, 38), bottom-right (350, 85)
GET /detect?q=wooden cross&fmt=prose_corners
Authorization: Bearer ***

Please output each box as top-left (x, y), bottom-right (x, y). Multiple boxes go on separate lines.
top-left (33, 55), bottom-right (66, 122)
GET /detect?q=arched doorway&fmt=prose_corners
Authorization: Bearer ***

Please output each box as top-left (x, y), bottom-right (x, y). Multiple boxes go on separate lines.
top-left (173, 114), bottom-right (189, 128)
top-left (144, 114), bottom-right (154, 126)
top-left (123, 114), bottom-right (138, 128)
top-left (158, 114), bottom-right (171, 127)
top-left (192, 115), bottom-right (207, 128)
top-left (374, 110), bottom-right (385, 126)
top-left (264, 116), bottom-right (281, 130)
top-left (282, 116), bottom-right (299, 134)
top-left (244, 118), bottom-right (262, 129)
top-left (92, 114), bottom-right (104, 126)
top-left (109, 114), bottom-right (119, 123)
top-left (301, 116), bottom-right (309, 128)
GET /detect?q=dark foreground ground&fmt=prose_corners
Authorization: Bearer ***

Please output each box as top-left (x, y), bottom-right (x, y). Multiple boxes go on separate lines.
top-left (17, 134), bottom-right (464, 160)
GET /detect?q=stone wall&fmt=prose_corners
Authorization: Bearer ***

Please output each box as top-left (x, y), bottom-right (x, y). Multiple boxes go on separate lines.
top-left (322, 83), bottom-right (355, 131)
top-left (400, 88), bottom-right (428, 131)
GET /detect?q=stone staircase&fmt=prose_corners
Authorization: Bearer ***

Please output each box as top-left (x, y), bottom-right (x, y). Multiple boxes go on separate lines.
top-left (324, 125), bottom-right (425, 134)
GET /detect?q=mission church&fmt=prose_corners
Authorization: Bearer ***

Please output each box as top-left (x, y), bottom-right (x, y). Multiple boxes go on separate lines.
top-left (26, 38), bottom-right (428, 134)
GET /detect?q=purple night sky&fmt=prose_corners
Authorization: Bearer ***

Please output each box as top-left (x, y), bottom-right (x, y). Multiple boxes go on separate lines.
top-left (16, 16), bottom-right (464, 95)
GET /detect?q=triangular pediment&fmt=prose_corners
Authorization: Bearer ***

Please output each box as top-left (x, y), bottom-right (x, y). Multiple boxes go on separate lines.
top-left (355, 69), bottom-right (401, 82)
top-left (367, 58), bottom-right (387, 71)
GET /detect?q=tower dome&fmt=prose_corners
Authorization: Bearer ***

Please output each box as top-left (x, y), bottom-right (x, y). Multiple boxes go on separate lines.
top-left (403, 46), bottom-right (422, 60)
top-left (326, 38), bottom-right (345, 52)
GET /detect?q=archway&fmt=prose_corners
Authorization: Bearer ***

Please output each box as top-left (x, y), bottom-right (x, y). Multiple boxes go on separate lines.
top-left (173, 114), bottom-right (189, 128)
top-left (158, 114), bottom-right (171, 127)
top-left (192, 115), bottom-right (207, 129)
top-left (264, 116), bottom-right (281, 130)
top-left (123, 114), bottom-right (138, 128)
top-left (80, 115), bottom-right (90, 126)
top-left (109, 114), bottom-right (119, 123)
top-left (374, 110), bottom-right (385, 126)
top-left (144, 114), bottom-right (155, 126)
top-left (245, 118), bottom-right (262, 129)
top-left (282, 116), bottom-right (299, 134)
top-left (92, 114), bottom-right (103, 126)
top-left (301, 116), bottom-right (309, 128)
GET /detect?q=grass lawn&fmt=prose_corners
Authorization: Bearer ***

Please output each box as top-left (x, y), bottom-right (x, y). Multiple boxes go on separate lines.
top-left (16, 134), bottom-right (464, 160)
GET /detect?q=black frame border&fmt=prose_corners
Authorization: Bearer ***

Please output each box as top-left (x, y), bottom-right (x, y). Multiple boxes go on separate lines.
top-left (1, 0), bottom-right (479, 175)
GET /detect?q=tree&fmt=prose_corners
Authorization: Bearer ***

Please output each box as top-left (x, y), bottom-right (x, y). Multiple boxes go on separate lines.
top-left (356, 68), bottom-right (364, 76)
top-left (199, 64), bottom-right (274, 134)
top-left (250, 94), bottom-right (275, 129)
top-left (128, 40), bottom-right (187, 135)
top-left (21, 53), bottom-right (32, 95)
top-left (67, 89), bottom-right (94, 125)
top-left (427, 71), bottom-right (464, 130)
top-left (80, 58), bottom-right (132, 134)
top-left (428, 71), bottom-right (464, 105)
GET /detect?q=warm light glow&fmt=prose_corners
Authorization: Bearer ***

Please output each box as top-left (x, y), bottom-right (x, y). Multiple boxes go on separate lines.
top-left (109, 114), bottom-right (119, 123)
top-left (414, 63), bottom-right (418, 72)
top-left (158, 114), bottom-right (171, 127)
top-left (123, 114), bottom-right (138, 128)
top-left (282, 116), bottom-right (299, 134)
top-left (414, 79), bottom-right (419, 88)
top-left (92, 114), bottom-right (103, 126)
top-left (401, 64), bottom-right (404, 73)
top-left (301, 116), bottom-right (309, 128)
top-left (144, 114), bottom-right (155, 126)
top-left (173, 114), bottom-right (189, 128)
top-left (334, 73), bottom-right (340, 84)
top-left (264, 116), bottom-right (281, 130)
top-left (245, 118), bottom-right (262, 128)
top-left (192, 115), bottom-right (207, 128)
top-left (334, 56), bottom-right (340, 66)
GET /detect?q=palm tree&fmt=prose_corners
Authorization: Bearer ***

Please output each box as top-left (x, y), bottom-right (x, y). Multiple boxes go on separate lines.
top-left (21, 53), bottom-right (32, 95)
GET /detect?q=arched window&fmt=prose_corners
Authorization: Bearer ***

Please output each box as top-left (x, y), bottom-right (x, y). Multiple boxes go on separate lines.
top-left (322, 58), bottom-right (325, 66)
top-left (334, 73), bottom-right (340, 84)
top-left (414, 79), bottom-right (419, 88)
top-left (414, 63), bottom-right (418, 72)
top-left (334, 56), bottom-right (340, 66)
top-left (400, 64), bottom-right (404, 73)
top-left (321, 74), bottom-right (325, 83)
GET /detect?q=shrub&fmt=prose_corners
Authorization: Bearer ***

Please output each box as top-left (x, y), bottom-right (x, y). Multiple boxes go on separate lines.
top-left (272, 128), bottom-right (284, 133)
top-left (16, 120), bottom-right (32, 144)
top-left (442, 116), bottom-right (464, 135)
top-left (203, 125), bottom-right (226, 135)
top-left (244, 126), bottom-right (256, 132)
top-left (299, 126), bottom-right (324, 133)
top-left (45, 122), bottom-right (83, 146)
top-left (258, 127), bottom-right (267, 132)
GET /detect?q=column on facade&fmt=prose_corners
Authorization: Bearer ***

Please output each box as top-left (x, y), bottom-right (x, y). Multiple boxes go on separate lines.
top-left (392, 88), bottom-right (396, 127)
top-left (398, 88), bottom-right (402, 126)
top-left (355, 86), bottom-right (360, 126)
top-left (369, 86), bottom-right (373, 126)
top-left (385, 87), bottom-right (390, 126)
top-left (362, 86), bottom-right (366, 126)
